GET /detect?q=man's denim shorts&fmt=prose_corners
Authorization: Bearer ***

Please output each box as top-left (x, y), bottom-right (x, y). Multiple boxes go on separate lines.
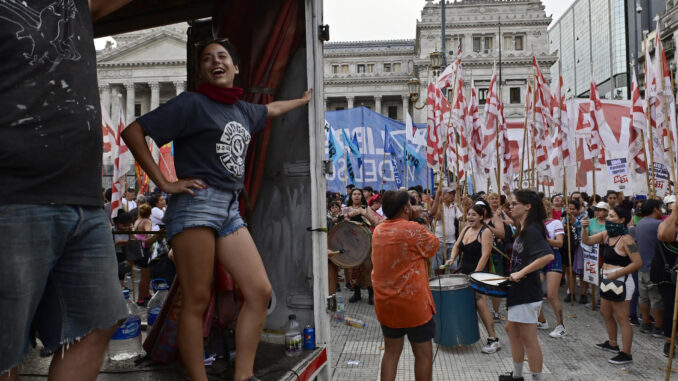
top-left (163, 187), bottom-right (246, 243)
top-left (0, 204), bottom-right (128, 374)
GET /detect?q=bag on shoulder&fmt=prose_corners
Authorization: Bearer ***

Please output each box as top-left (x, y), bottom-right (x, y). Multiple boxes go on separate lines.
top-left (651, 241), bottom-right (678, 284)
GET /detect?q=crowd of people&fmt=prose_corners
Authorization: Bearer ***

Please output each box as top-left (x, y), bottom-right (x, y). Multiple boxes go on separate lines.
top-left (327, 183), bottom-right (678, 381)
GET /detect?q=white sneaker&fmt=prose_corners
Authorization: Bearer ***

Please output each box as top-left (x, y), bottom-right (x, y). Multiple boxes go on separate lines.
top-left (481, 338), bottom-right (501, 354)
top-left (549, 324), bottom-right (567, 338)
top-left (537, 321), bottom-right (549, 330)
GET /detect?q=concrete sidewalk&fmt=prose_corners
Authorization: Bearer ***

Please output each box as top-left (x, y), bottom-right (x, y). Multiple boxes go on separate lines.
top-left (329, 286), bottom-right (678, 380)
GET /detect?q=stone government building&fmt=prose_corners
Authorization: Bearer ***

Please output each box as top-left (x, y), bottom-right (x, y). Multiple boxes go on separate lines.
top-left (324, 0), bottom-right (557, 124)
top-left (97, 0), bottom-right (556, 186)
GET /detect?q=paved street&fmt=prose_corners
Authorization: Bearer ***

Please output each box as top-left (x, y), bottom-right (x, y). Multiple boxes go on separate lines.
top-left (15, 272), bottom-right (678, 380)
top-left (330, 284), bottom-right (678, 381)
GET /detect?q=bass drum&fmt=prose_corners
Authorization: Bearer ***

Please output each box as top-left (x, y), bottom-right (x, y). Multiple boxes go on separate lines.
top-left (327, 221), bottom-right (372, 268)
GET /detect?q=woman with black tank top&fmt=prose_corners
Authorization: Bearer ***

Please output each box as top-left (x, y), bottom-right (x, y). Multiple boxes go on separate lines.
top-left (445, 203), bottom-right (500, 354)
top-left (581, 205), bottom-right (641, 365)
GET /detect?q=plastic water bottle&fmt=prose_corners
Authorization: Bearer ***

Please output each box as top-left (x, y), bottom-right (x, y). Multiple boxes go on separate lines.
top-left (335, 294), bottom-right (345, 322)
top-left (147, 279), bottom-right (170, 328)
top-left (284, 314), bottom-right (302, 357)
top-left (108, 289), bottom-right (144, 361)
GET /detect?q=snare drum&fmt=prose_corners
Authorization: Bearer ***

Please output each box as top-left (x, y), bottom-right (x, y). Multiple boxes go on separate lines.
top-left (469, 271), bottom-right (510, 298)
top-left (429, 274), bottom-right (480, 347)
top-left (327, 221), bottom-right (372, 268)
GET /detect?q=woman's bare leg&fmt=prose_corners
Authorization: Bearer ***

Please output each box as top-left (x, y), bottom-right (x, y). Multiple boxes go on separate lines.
top-left (476, 295), bottom-right (496, 338)
top-left (505, 322), bottom-right (524, 364)
top-left (216, 228), bottom-right (272, 381)
top-left (547, 272), bottom-right (564, 325)
top-left (171, 228), bottom-right (216, 381)
top-left (518, 323), bottom-right (543, 373)
top-left (612, 301), bottom-right (633, 354)
top-left (600, 299), bottom-right (618, 346)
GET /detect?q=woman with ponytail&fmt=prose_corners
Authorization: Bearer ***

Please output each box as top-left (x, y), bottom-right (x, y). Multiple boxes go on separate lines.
top-left (581, 204), bottom-right (641, 365)
top-left (499, 190), bottom-right (554, 381)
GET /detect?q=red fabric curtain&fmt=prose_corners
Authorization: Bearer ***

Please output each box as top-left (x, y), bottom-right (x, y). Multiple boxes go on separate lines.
top-left (212, 0), bottom-right (305, 216)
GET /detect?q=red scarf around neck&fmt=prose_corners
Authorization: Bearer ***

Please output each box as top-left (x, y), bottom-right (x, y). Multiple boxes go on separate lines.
top-left (196, 83), bottom-right (243, 105)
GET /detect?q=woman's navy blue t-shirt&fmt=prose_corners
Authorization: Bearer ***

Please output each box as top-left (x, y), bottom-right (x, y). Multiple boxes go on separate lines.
top-left (138, 92), bottom-right (267, 191)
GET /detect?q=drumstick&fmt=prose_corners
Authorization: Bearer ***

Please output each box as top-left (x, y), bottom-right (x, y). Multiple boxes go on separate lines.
top-left (328, 249), bottom-right (345, 256)
top-left (491, 246), bottom-right (511, 261)
top-left (483, 276), bottom-right (509, 282)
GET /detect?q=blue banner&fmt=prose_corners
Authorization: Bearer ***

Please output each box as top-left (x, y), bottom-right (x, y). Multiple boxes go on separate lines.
top-left (325, 107), bottom-right (428, 192)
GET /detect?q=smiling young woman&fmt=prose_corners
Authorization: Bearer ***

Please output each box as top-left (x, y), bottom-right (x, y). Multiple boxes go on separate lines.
top-left (122, 39), bottom-right (311, 381)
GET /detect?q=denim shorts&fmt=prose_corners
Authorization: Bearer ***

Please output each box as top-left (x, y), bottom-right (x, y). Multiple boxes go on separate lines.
top-left (163, 187), bottom-right (246, 243)
top-left (0, 204), bottom-right (128, 374)
top-left (544, 249), bottom-right (563, 273)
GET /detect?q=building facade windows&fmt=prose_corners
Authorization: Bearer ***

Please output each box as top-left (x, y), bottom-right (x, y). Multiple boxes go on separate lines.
top-left (478, 88), bottom-right (489, 104)
top-left (357, 64), bottom-right (365, 73)
top-left (388, 106), bottom-right (398, 119)
top-left (510, 87), bottom-right (521, 104)
top-left (341, 64), bottom-right (349, 73)
top-left (384, 63), bottom-right (392, 72)
top-left (331, 64), bottom-right (339, 74)
top-left (367, 63), bottom-right (374, 73)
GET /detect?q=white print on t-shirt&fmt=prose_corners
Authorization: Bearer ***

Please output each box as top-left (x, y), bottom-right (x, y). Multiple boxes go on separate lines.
top-left (0, 0), bottom-right (82, 69)
top-left (216, 121), bottom-right (251, 178)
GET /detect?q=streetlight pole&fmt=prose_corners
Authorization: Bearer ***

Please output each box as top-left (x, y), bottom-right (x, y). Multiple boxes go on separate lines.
top-left (441, 0), bottom-right (447, 68)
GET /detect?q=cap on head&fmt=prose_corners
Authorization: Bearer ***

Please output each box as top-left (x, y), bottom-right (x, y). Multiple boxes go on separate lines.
top-left (594, 201), bottom-right (610, 211)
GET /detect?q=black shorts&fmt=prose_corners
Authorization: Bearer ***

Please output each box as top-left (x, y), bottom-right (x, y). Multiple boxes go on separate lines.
top-left (380, 318), bottom-right (435, 343)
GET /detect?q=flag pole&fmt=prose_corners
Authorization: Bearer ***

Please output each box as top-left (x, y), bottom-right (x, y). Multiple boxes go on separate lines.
top-left (382, 131), bottom-right (387, 189)
top-left (519, 72), bottom-right (532, 189)
top-left (591, 62), bottom-right (598, 200)
top-left (633, 58), bottom-right (653, 196)
top-left (644, 32), bottom-right (657, 198)
top-left (531, 73), bottom-right (538, 191)
top-left (656, 26), bottom-right (678, 199)
top-left (344, 146), bottom-right (348, 191)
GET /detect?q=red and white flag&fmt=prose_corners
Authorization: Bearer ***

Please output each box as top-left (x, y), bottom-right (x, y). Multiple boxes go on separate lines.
top-left (436, 60), bottom-right (459, 91)
top-left (426, 82), bottom-right (451, 171)
top-left (549, 74), bottom-right (575, 174)
top-left (468, 84), bottom-right (482, 164)
top-left (533, 56), bottom-right (553, 122)
top-left (588, 76), bottom-right (607, 159)
top-left (481, 64), bottom-right (500, 155)
top-left (448, 64), bottom-right (470, 179)
top-left (628, 65), bottom-right (647, 174)
top-left (655, 23), bottom-right (677, 167)
top-left (110, 110), bottom-right (133, 219)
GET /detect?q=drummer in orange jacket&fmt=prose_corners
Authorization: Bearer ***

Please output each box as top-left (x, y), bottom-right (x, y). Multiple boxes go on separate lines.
top-left (371, 190), bottom-right (440, 381)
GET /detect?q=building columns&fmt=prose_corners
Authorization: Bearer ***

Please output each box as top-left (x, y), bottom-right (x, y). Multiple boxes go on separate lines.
top-left (124, 82), bottom-right (135, 123)
top-left (347, 96), bottom-right (354, 109)
top-left (173, 81), bottom-right (185, 95)
top-left (401, 95), bottom-right (409, 121)
top-left (149, 81), bottom-right (160, 111)
top-left (99, 83), bottom-right (111, 117)
top-left (374, 95), bottom-right (382, 115)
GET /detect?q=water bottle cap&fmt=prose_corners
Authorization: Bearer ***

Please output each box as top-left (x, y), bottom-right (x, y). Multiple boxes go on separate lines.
top-left (122, 289), bottom-right (130, 299)
top-left (288, 314), bottom-right (296, 320)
